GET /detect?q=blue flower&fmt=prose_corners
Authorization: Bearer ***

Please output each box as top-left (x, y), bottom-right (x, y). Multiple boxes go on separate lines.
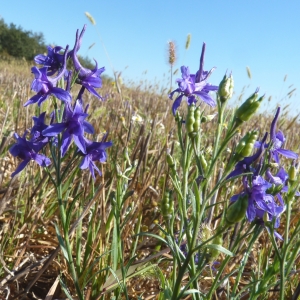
top-left (230, 175), bottom-right (285, 239)
top-left (258, 107), bottom-right (298, 163)
top-left (34, 46), bottom-right (66, 76)
top-left (30, 112), bottom-right (49, 145)
top-left (169, 43), bottom-right (218, 115)
top-left (227, 133), bottom-right (268, 179)
top-left (42, 100), bottom-right (94, 156)
top-left (25, 46), bottom-right (71, 107)
top-left (79, 137), bottom-right (113, 179)
top-left (72, 25), bottom-right (105, 99)
top-left (9, 133), bottom-right (51, 177)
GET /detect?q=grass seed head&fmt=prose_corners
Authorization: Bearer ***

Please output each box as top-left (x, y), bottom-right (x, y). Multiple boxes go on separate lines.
top-left (168, 40), bottom-right (177, 66)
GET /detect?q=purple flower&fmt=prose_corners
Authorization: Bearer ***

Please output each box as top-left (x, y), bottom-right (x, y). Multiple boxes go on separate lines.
top-left (25, 46), bottom-right (71, 107)
top-left (42, 100), bottom-right (94, 156)
top-left (230, 175), bottom-right (285, 239)
top-left (30, 112), bottom-right (49, 145)
top-left (79, 137), bottom-right (112, 179)
top-left (34, 46), bottom-right (66, 76)
top-left (227, 133), bottom-right (268, 179)
top-left (9, 133), bottom-right (51, 177)
top-left (169, 43), bottom-right (218, 115)
top-left (266, 167), bottom-right (300, 203)
top-left (267, 107), bottom-right (298, 163)
top-left (72, 25), bottom-right (105, 99)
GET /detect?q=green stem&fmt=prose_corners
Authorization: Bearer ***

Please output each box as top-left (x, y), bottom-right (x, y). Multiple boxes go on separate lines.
top-left (231, 225), bottom-right (263, 298)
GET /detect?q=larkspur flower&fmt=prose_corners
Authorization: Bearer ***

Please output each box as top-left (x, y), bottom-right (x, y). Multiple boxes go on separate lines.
top-left (25, 46), bottom-right (71, 107)
top-left (256, 107), bottom-right (298, 163)
top-left (169, 43), bottom-right (218, 115)
top-left (9, 133), bottom-right (51, 177)
top-left (227, 133), bottom-right (268, 179)
top-left (269, 107), bottom-right (298, 163)
top-left (266, 167), bottom-right (300, 204)
top-left (72, 25), bottom-right (105, 99)
top-left (79, 137), bottom-right (113, 179)
top-left (42, 100), bottom-right (94, 156)
top-left (34, 46), bottom-right (66, 76)
top-left (230, 175), bottom-right (285, 239)
top-left (30, 112), bottom-right (49, 144)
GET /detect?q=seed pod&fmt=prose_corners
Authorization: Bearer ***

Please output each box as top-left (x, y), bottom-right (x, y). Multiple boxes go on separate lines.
top-left (235, 89), bottom-right (264, 124)
top-left (225, 193), bottom-right (248, 225)
top-left (193, 107), bottom-right (201, 132)
top-left (234, 130), bottom-right (258, 160)
top-left (161, 190), bottom-right (173, 220)
top-left (186, 105), bottom-right (196, 133)
top-left (219, 73), bottom-right (234, 103)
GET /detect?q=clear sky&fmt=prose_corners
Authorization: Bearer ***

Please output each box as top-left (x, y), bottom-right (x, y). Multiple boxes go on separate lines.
top-left (1, 0), bottom-right (300, 114)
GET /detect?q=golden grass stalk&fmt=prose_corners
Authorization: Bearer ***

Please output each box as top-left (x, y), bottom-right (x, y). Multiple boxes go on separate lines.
top-left (85, 12), bottom-right (96, 25)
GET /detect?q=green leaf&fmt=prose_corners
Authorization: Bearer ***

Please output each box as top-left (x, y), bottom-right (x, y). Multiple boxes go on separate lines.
top-left (54, 223), bottom-right (69, 262)
top-left (59, 277), bottom-right (73, 300)
top-left (205, 244), bottom-right (234, 256)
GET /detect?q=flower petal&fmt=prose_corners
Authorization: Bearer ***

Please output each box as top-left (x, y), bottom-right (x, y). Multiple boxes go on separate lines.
top-left (42, 123), bottom-right (66, 136)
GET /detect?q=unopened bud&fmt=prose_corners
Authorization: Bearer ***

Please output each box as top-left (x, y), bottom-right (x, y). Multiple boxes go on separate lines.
top-left (288, 162), bottom-right (297, 182)
top-left (208, 235), bottom-right (223, 260)
top-left (225, 194), bottom-right (248, 225)
top-left (219, 73), bottom-right (234, 102)
top-left (235, 89), bottom-right (264, 124)
top-left (267, 183), bottom-right (284, 196)
top-left (199, 152), bottom-right (208, 172)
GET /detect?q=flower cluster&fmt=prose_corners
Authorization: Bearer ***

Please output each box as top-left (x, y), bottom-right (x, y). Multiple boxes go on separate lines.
top-left (9, 25), bottom-right (112, 179)
top-left (169, 43), bottom-right (219, 115)
top-left (229, 107), bottom-right (298, 239)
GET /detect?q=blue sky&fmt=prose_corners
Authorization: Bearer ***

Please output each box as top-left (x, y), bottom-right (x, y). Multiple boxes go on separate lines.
top-left (1, 0), bottom-right (300, 114)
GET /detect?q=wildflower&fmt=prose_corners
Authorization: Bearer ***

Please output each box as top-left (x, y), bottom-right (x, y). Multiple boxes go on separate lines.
top-left (24, 46), bottom-right (71, 106)
top-left (30, 112), bottom-right (49, 144)
top-left (227, 133), bottom-right (268, 179)
top-left (230, 175), bottom-right (285, 239)
top-left (72, 25), bottom-right (105, 99)
top-left (169, 43), bottom-right (218, 115)
top-left (34, 46), bottom-right (66, 76)
top-left (42, 100), bottom-right (94, 156)
top-left (9, 133), bottom-right (51, 177)
top-left (266, 167), bottom-right (300, 203)
top-left (79, 137), bottom-right (112, 179)
top-left (268, 107), bottom-right (298, 163)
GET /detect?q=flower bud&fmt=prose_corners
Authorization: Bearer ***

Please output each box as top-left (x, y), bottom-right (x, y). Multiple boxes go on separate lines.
top-left (288, 162), bottom-right (297, 182)
top-left (225, 194), bottom-right (248, 225)
top-left (235, 89), bottom-right (264, 124)
top-left (267, 183), bottom-right (284, 196)
top-left (219, 73), bottom-right (234, 103)
top-left (199, 152), bottom-right (208, 172)
top-left (208, 235), bottom-right (223, 260)
top-left (166, 153), bottom-right (175, 168)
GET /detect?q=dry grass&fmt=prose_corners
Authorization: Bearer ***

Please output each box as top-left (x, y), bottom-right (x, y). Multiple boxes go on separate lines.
top-left (0, 59), bottom-right (300, 299)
